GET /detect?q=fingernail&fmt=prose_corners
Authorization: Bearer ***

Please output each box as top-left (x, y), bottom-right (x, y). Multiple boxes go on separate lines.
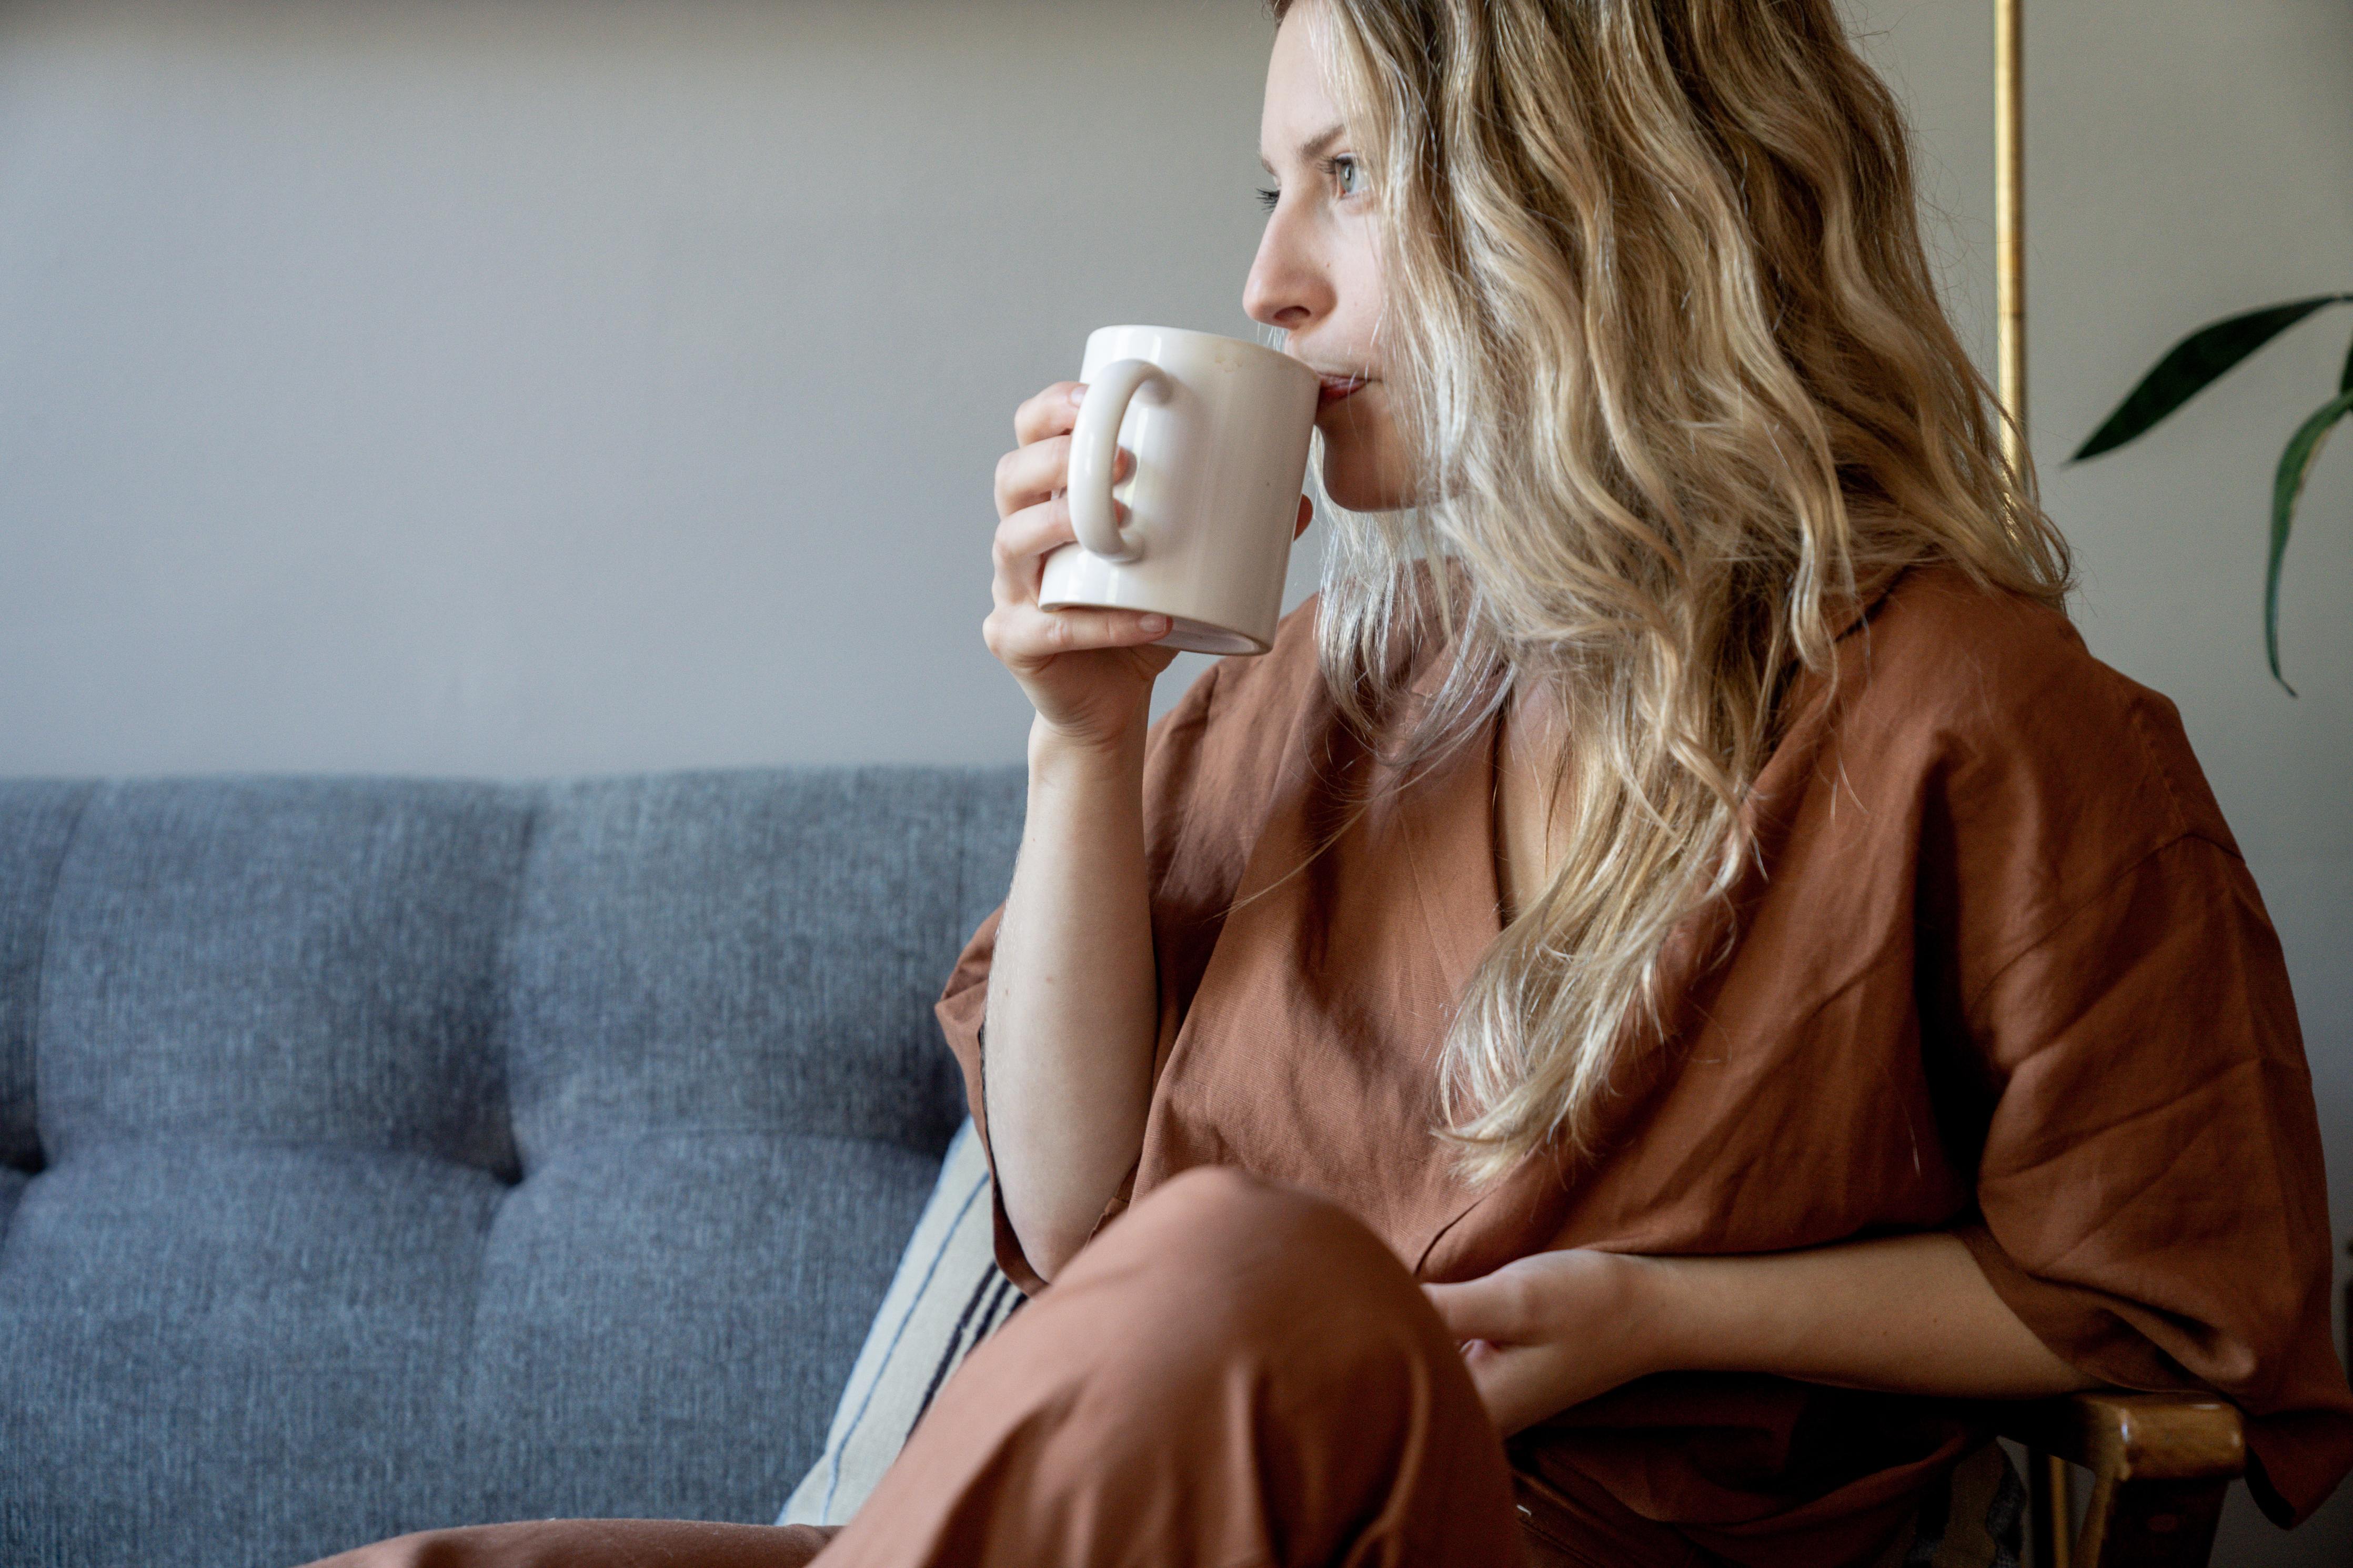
top-left (1069, 385), bottom-right (1087, 405)
top-left (1139, 614), bottom-right (1170, 634)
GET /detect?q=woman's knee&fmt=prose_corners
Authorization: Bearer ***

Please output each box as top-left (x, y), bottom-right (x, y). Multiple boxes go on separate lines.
top-left (1041, 1166), bottom-right (1450, 1398)
top-left (881, 1167), bottom-right (1511, 1566)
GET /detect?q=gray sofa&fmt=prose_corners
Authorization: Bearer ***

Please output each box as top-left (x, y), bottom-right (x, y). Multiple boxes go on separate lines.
top-left (0, 769), bottom-right (1024, 1568)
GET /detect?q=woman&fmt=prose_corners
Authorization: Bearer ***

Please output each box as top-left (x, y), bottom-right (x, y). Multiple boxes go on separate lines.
top-left (316, 2), bottom-right (2352, 1565)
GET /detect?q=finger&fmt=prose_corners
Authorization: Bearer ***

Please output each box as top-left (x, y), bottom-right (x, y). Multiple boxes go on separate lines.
top-left (993, 494), bottom-right (1080, 575)
top-left (1422, 1277), bottom-right (1537, 1347)
top-left (994, 439), bottom-right (1134, 520)
top-left (1014, 381), bottom-right (1088, 446)
top-left (994, 435), bottom-right (1072, 518)
top-left (984, 601), bottom-right (1171, 664)
top-left (992, 494), bottom-right (1137, 607)
top-left (1293, 494), bottom-right (1314, 540)
top-left (994, 474), bottom-right (1132, 566)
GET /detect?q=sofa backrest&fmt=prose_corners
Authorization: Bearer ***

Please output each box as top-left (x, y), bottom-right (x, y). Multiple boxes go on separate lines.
top-left (0, 768), bottom-right (1023, 1568)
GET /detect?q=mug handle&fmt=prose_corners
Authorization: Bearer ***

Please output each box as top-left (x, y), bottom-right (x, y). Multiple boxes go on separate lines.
top-left (1067, 358), bottom-right (1162, 564)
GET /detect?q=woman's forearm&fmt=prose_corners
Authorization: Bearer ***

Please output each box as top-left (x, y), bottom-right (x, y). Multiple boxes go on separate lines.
top-left (982, 713), bottom-right (1161, 1280)
top-left (1635, 1231), bottom-right (2094, 1400)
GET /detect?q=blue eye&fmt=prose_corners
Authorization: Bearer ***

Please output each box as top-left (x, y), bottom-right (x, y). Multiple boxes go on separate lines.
top-left (1259, 155), bottom-right (1365, 214)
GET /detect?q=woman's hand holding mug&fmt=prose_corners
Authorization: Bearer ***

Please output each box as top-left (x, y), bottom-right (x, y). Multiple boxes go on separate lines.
top-left (989, 328), bottom-right (1323, 754)
top-left (987, 381), bottom-right (1182, 753)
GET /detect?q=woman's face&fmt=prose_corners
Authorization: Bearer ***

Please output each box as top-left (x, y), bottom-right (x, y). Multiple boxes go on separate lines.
top-left (1246, 4), bottom-right (1416, 513)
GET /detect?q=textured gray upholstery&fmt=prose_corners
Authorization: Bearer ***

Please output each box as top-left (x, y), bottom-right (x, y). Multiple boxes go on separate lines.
top-left (0, 768), bottom-right (1024, 1568)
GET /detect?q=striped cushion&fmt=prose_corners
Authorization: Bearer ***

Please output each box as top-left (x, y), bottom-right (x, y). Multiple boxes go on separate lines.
top-left (779, 1121), bottom-right (1017, 1526)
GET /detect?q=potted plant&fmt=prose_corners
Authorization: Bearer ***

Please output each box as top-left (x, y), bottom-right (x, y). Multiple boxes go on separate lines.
top-left (2073, 295), bottom-right (2353, 693)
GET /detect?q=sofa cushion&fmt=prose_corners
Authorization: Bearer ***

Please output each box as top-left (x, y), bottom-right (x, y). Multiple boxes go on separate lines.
top-left (0, 767), bottom-right (1023, 1568)
top-left (506, 771), bottom-right (989, 1158)
top-left (35, 779), bottom-right (530, 1175)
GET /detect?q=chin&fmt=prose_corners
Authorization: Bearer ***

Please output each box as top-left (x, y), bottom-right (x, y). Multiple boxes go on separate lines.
top-left (1316, 447), bottom-right (1415, 513)
top-left (1314, 399), bottom-right (1418, 512)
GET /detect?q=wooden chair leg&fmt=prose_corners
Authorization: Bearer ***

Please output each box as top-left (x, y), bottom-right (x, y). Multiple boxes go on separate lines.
top-left (2004, 1393), bottom-right (2243, 1568)
top-left (2029, 1449), bottom-right (2073, 1567)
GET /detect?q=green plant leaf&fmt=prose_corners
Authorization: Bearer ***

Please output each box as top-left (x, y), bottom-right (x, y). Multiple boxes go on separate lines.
top-left (2075, 295), bottom-right (2351, 462)
top-left (2265, 386), bottom-right (2353, 693)
top-left (2340, 325), bottom-right (2353, 396)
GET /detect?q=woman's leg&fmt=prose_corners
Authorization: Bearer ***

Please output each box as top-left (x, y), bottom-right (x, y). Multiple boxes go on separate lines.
top-left (300, 1520), bottom-right (836, 1567)
top-left (816, 1165), bottom-right (1524, 1568)
top-left (299, 1165), bottom-right (1543, 1568)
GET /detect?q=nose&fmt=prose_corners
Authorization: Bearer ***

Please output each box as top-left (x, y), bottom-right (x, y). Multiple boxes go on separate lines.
top-left (1242, 203), bottom-right (1333, 335)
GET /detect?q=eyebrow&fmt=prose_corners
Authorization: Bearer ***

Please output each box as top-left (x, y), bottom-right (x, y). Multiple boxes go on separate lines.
top-left (1258, 122), bottom-right (1347, 176)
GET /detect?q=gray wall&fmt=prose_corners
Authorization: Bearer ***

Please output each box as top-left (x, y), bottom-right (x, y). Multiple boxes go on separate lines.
top-left (0, 0), bottom-right (1292, 774)
top-left (1, 0), bottom-right (2347, 1557)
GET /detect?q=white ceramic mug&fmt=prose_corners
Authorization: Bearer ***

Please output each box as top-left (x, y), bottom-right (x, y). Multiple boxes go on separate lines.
top-left (1039, 325), bottom-right (1321, 655)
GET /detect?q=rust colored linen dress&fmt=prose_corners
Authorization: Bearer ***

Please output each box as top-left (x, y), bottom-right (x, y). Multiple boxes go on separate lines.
top-left (932, 565), bottom-right (2353, 1563)
top-left (306, 565), bottom-right (2351, 1568)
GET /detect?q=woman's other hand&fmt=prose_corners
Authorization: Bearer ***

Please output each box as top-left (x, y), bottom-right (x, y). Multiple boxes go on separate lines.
top-left (1423, 1250), bottom-right (1663, 1436)
top-left (1424, 1232), bottom-right (2097, 1438)
top-left (987, 382), bottom-right (1178, 751)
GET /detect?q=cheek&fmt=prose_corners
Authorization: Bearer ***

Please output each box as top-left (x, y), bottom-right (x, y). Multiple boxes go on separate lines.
top-left (1330, 241), bottom-right (1386, 364)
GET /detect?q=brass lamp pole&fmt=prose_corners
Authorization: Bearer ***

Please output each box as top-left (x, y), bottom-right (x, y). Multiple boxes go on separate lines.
top-left (1996, 0), bottom-right (2027, 473)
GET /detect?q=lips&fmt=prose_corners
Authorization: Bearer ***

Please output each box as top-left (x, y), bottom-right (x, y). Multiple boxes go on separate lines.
top-left (1316, 374), bottom-right (1370, 407)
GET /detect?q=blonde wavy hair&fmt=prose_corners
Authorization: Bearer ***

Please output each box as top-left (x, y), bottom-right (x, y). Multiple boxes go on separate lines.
top-left (1270, 0), bottom-right (2073, 1180)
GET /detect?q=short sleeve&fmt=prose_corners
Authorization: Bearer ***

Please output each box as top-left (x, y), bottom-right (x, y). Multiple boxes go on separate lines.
top-left (932, 656), bottom-right (1255, 1292)
top-left (1950, 832), bottom-right (2353, 1524)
